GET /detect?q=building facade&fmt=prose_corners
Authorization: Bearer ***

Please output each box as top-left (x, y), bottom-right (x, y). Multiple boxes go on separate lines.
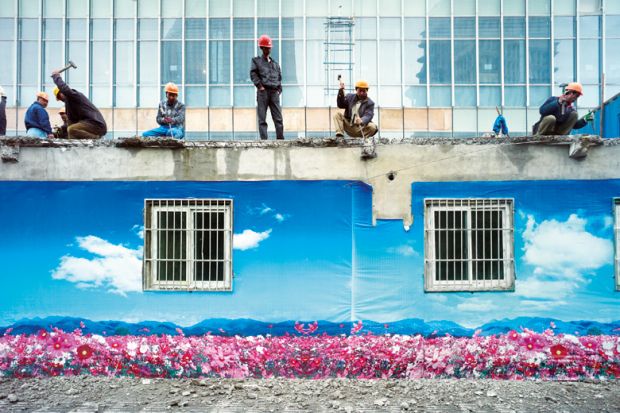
top-left (1, 0), bottom-right (619, 137)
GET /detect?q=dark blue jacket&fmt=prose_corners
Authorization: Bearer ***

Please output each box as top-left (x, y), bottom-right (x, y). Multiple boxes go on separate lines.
top-left (250, 55), bottom-right (282, 91)
top-left (538, 96), bottom-right (587, 130)
top-left (336, 89), bottom-right (375, 126)
top-left (52, 74), bottom-right (107, 133)
top-left (24, 101), bottom-right (52, 134)
top-left (0, 96), bottom-right (6, 135)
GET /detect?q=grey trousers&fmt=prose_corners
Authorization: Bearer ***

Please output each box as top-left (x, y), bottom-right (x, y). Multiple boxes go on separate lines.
top-left (257, 89), bottom-right (284, 140)
top-left (536, 112), bottom-right (579, 136)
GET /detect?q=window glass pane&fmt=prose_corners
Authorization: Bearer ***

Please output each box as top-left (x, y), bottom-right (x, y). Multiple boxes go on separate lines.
top-left (209, 40), bottom-right (230, 84)
top-left (91, 41), bottom-right (111, 84)
top-left (553, 0), bottom-right (575, 14)
top-left (19, 0), bottom-right (38, 17)
top-left (354, 0), bottom-right (376, 16)
top-left (580, 16), bottom-right (601, 38)
top-left (139, 41), bottom-right (158, 84)
top-left (0, 0), bottom-right (16, 17)
top-left (156, 211), bottom-right (187, 282)
top-left (454, 18), bottom-right (475, 38)
top-left (91, 19), bottom-right (111, 41)
top-left (139, 19), bottom-right (158, 40)
top-left (455, 86), bottom-right (476, 107)
top-left (43, 0), bottom-right (64, 18)
top-left (504, 40), bottom-right (525, 83)
top-left (115, 41), bottom-right (134, 84)
top-left (233, 18), bottom-right (254, 39)
top-left (429, 40), bottom-right (450, 83)
top-left (579, 0), bottom-right (601, 14)
top-left (428, 0), bottom-right (450, 16)
top-left (281, 40), bottom-right (303, 84)
top-left (454, 0), bottom-right (475, 15)
top-left (606, 39), bottom-right (620, 83)
top-left (115, 86), bottom-right (135, 107)
top-left (0, 41), bottom-right (15, 84)
top-left (0, 18), bottom-right (15, 40)
top-left (404, 40), bottom-right (426, 84)
top-left (554, 16), bottom-right (574, 38)
top-left (379, 86), bottom-right (401, 107)
top-left (67, 19), bottom-right (87, 40)
top-left (185, 86), bottom-right (206, 106)
top-left (91, 0), bottom-right (112, 17)
top-left (307, 18), bottom-right (323, 40)
top-left (210, 0), bottom-right (230, 17)
top-left (20, 86), bottom-right (37, 106)
top-left (378, 0), bottom-right (400, 16)
top-left (356, 17), bottom-right (377, 40)
top-left (162, 0), bottom-right (183, 17)
top-left (553, 39), bottom-right (574, 84)
top-left (233, 40), bottom-right (253, 84)
top-left (186, 41), bottom-right (207, 84)
top-left (504, 17), bottom-right (525, 38)
top-left (606, 16), bottom-right (620, 37)
top-left (306, 0), bottom-right (328, 16)
top-left (66, 41), bottom-right (86, 84)
top-left (404, 86), bottom-right (426, 106)
top-left (528, 0), bottom-right (550, 15)
top-left (44, 40), bottom-right (63, 83)
top-left (430, 86), bottom-right (450, 107)
top-left (282, 0), bottom-right (303, 17)
top-left (139, 0), bottom-right (159, 18)
top-left (404, 0), bottom-right (425, 16)
top-left (233, 86), bottom-right (254, 106)
top-left (403, 18), bottom-right (424, 39)
top-left (162, 19), bottom-right (182, 40)
top-left (234, 0), bottom-right (254, 17)
top-left (479, 40), bottom-right (500, 84)
top-left (480, 86), bottom-right (500, 107)
top-left (67, 0), bottom-right (89, 18)
top-left (429, 18), bottom-right (450, 38)
top-left (579, 39), bottom-right (599, 84)
top-left (454, 40), bottom-right (475, 84)
top-left (608, 1), bottom-right (620, 13)
top-left (282, 18), bottom-right (303, 38)
top-left (210, 86), bottom-right (231, 106)
top-left (258, 18), bottom-right (279, 39)
top-left (529, 17), bottom-right (550, 37)
top-left (354, 40), bottom-right (377, 85)
top-left (282, 86), bottom-right (303, 106)
top-left (528, 39), bottom-right (550, 83)
top-left (380, 18), bottom-right (401, 40)
top-left (185, 19), bottom-right (206, 39)
top-left (19, 18), bottom-right (39, 40)
top-left (529, 86), bottom-right (550, 107)
top-left (115, 19), bottom-right (135, 40)
top-left (185, 0), bottom-right (206, 17)
top-left (478, 17), bottom-right (499, 37)
top-left (44, 19), bottom-right (62, 40)
top-left (115, 0), bottom-right (136, 17)
top-left (140, 86), bottom-right (158, 106)
top-left (478, 0), bottom-right (500, 15)
top-left (258, 0), bottom-right (278, 17)
top-left (504, 0), bottom-right (525, 15)
top-left (19, 41), bottom-right (38, 84)
top-left (504, 86), bottom-right (526, 106)
top-left (380, 41), bottom-right (401, 84)
top-left (162, 41), bottom-right (182, 84)
top-left (210, 18), bottom-right (230, 39)
top-left (306, 40), bottom-right (324, 84)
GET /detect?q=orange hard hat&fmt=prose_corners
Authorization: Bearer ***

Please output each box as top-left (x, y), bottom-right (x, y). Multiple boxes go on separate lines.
top-left (355, 80), bottom-right (369, 89)
top-left (36, 91), bottom-right (49, 101)
top-left (258, 34), bottom-right (272, 48)
top-left (565, 82), bottom-right (583, 96)
top-left (164, 82), bottom-right (179, 95)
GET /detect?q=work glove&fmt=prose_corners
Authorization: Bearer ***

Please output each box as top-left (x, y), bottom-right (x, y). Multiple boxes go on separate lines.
top-left (582, 112), bottom-right (594, 123)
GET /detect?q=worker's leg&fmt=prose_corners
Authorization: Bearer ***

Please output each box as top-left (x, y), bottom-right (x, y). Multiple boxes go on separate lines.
top-left (268, 90), bottom-right (284, 140)
top-left (536, 115), bottom-right (558, 136)
top-left (26, 128), bottom-right (48, 138)
top-left (554, 111), bottom-right (579, 135)
top-left (67, 122), bottom-right (105, 139)
top-left (343, 119), bottom-right (362, 138)
top-left (142, 126), bottom-right (169, 137)
top-left (362, 122), bottom-right (378, 137)
top-left (256, 90), bottom-right (269, 140)
top-left (169, 127), bottom-right (184, 139)
top-left (333, 112), bottom-right (346, 137)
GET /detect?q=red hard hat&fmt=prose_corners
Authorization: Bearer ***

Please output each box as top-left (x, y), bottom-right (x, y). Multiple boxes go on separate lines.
top-left (565, 82), bottom-right (583, 96)
top-left (258, 34), bottom-right (272, 48)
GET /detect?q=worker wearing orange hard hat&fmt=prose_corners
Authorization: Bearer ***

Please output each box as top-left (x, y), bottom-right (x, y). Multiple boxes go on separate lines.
top-left (143, 82), bottom-right (185, 139)
top-left (334, 79), bottom-right (378, 139)
top-left (250, 34), bottom-right (284, 140)
top-left (24, 91), bottom-right (53, 138)
top-left (533, 82), bottom-right (593, 136)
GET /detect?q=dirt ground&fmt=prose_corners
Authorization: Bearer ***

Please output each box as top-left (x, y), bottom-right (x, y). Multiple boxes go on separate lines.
top-left (0, 377), bottom-right (618, 412)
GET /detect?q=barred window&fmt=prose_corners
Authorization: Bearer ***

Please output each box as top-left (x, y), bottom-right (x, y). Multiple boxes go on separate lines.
top-left (424, 199), bottom-right (515, 292)
top-left (143, 199), bottom-right (233, 291)
top-left (615, 199), bottom-right (620, 291)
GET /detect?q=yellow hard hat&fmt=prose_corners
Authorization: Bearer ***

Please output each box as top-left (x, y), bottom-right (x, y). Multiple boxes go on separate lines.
top-left (53, 87), bottom-right (60, 100)
top-left (36, 91), bottom-right (49, 101)
top-left (164, 82), bottom-right (179, 94)
top-left (355, 80), bottom-right (369, 89)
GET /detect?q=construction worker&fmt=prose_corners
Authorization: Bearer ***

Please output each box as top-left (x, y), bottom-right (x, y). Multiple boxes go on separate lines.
top-left (250, 34), bottom-right (284, 140)
top-left (143, 83), bottom-right (185, 139)
top-left (334, 79), bottom-right (378, 139)
top-left (51, 70), bottom-right (107, 139)
top-left (533, 82), bottom-right (593, 136)
top-left (0, 86), bottom-right (6, 136)
top-left (24, 92), bottom-right (53, 138)
top-left (53, 107), bottom-right (68, 139)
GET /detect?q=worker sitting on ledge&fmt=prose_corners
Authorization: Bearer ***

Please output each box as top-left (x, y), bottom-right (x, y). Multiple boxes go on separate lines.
top-left (532, 82), bottom-right (593, 136)
top-left (334, 79), bottom-right (378, 139)
top-left (142, 83), bottom-right (185, 139)
top-left (25, 92), bottom-right (53, 138)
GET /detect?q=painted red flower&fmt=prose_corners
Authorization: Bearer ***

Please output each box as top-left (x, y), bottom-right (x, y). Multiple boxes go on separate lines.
top-left (507, 330), bottom-right (520, 341)
top-left (550, 344), bottom-right (568, 359)
top-left (76, 344), bottom-right (94, 360)
top-left (38, 329), bottom-right (49, 339)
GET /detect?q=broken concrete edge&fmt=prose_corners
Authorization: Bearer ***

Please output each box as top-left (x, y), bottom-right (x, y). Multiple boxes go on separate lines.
top-left (0, 134), bottom-right (610, 149)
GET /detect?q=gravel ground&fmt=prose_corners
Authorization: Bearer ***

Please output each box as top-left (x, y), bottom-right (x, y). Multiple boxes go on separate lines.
top-left (0, 377), bottom-right (619, 412)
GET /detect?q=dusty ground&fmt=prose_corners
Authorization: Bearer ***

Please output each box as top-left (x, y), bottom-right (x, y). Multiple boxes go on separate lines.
top-left (0, 377), bottom-right (619, 412)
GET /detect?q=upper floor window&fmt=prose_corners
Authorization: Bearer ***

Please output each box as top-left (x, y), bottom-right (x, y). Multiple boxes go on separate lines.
top-left (424, 198), bottom-right (514, 292)
top-left (143, 199), bottom-right (233, 291)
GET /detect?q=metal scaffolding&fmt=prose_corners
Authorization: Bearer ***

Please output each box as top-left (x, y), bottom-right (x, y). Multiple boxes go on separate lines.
top-left (323, 16), bottom-right (355, 96)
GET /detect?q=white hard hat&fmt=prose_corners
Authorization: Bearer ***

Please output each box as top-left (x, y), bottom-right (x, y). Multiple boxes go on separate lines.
top-left (0, 86), bottom-right (5, 97)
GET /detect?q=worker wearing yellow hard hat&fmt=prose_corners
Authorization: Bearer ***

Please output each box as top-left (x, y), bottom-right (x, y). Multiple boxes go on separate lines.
top-left (142, 82), bottom-right (185, 139)
top-left (333, 78), bottom-right (378, 139)
top-left (533, 82), bottom-right (593, 136)
top-left (24, 91), bottom-right (53, 138)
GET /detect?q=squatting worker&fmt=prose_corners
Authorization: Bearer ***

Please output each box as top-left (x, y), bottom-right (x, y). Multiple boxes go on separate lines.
top-left (24, 92), bottom-right (53, 138)
top-left (51, 70), bottom-right (107, 139)
top-left (533, 82), bottom-right (593, 136)
top-left (142, 83), bottom-right (185, 139)
top-left (334, 80), bottom-right (378, 139)
top-left (250, 34), bottom-right (284, 140)
top-left (53, 107), bottom-right (68, 139)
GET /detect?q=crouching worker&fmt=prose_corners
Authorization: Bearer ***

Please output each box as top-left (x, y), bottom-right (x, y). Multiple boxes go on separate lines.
top-left (25, 92), bottom-right (53, 138)
top-left (334, 80), bottom-right (378, 139)
top-left (51, 70), bottom-right (107, 139)
top-left (533, 82), bottom-right (592, 136)
top-left (53, 107), bottom-right (68, 139)
top-left (143, 83), bottom-right (185, 139)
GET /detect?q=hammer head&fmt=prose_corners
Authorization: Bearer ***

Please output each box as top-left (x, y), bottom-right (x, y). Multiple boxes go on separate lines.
top-left (68, 60), bottom-right (77, 69)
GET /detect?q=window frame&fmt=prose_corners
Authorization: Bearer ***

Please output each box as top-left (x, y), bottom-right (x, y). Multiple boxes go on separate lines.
top-left (424, 198), bottom-right (515, 292)
top-left (143, 199), bottom-right (233, 292)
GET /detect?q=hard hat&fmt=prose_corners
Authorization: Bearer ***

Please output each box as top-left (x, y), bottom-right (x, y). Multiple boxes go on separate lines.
top-left (565, 82), bottom-right (583, 96)
top-left (164, 82), bottom-right (179, 94)
top-left (355, 80), bottom-right (370, 89)
top-left (36, 91), bottom-right (49, 101)
top-left (258, 34), bottom-right (272, 48)
top-left (53, 87), bottom-right (60, 100)
top-left (59, 107), bottom-right (66, 114)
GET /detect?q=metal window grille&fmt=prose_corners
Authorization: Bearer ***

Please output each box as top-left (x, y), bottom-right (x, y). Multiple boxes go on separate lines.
top-left (143, 199), bottom-right (233, 291)
top-left (424, 199), bottom-right (514, 292)
top-left (614, 200), bottom-right (620, 291)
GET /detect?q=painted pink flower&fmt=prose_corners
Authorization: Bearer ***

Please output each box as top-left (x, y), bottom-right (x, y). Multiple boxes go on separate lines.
top-left (38, 329), bottom-right (49, 340)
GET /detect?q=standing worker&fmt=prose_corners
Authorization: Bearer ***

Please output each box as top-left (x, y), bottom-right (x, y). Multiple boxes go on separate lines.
top-left (334, 79), bottom-right (378, 139)
top-left (250, 34), bottom-right (284, 140)
top-left (24, 92), bottom-right (53, 138)
top-left (142, 83), bottom-right (185, 139)
top-left (533, 82), bottom-right (593, 136)
top-left (51, 70), bottom-right (107, 139)
top-left (0, 86), bottom-right (6, 136)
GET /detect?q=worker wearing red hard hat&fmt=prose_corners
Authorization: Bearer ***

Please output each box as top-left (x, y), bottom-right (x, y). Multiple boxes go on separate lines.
top-left (533, 82), bottom-right (593, 136)
top-left (142, 82), bottom-right (185, 139)
top-left (334, 79), bottom-right (378, 139)
top-left (250, 34), bottom-right (284, 140)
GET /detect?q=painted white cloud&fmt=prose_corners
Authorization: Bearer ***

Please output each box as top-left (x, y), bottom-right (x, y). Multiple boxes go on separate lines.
top-left (132, 225), bottom-right (144, 239)
top-left (274, 213), bottom-right (285, 222)
top-left (387, 244), bottom-right (418, 257)
top-left (251, 204), bottom-right (288, 223)
top-left (522, 214), bottom-right (612, 279)
top-left (51, 235), bottom-right (143, 295)
top-left (233, 229), bottom-right (272, 251)
top-left (456, 298), bottom-right (497, 312)
top-left (516, 278), bottom-right (577, 300)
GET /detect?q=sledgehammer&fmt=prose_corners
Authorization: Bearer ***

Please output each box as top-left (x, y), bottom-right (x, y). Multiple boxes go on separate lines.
top-left (57, 60), bottom-right (77, 74)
